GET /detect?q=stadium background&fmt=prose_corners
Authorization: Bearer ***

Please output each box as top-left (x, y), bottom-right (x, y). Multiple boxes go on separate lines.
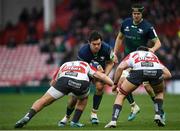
top-left (0, 0), bottom-right (180, 130)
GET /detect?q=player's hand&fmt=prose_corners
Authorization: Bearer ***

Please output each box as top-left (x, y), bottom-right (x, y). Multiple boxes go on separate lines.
top-left (112, 84), bottom-right (118, 92)
top-left (148, 48), bottom-right (154, 53)
top-left (97, 65), bottom-right (104, 72)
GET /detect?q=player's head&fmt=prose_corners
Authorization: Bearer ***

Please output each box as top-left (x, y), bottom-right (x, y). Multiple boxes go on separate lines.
top-left (131, 4), bottom-right (144, 23)
top-left (88, 30), bottom-right (102, 53)
top-left (136, 46), bottom-right (149, 51)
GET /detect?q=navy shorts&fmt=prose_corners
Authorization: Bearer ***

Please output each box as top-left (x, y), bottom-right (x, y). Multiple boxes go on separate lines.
top-left (54, 77), bottom-right (90, 96)
top-left (127, 69), bottom-right (163, 86)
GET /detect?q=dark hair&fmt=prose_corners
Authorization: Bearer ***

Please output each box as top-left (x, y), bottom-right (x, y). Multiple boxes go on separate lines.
top-left (131, 4), bottom-right (144, 13)
top-left (88, 30), bottom-right (102, 42)
top-left (136, 46), bottom-right (149, 51)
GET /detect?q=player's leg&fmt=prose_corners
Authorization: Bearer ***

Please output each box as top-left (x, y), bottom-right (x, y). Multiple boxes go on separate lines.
top-left (126, 93), bottom-right (140, 121)
top-left (105, 79), bottom-right (137, 128)
top-left (143, 82), bottom-right (155, 102)
top-left (70, 96), bottom-right (88, 127)
top-left (120, 69), bottom-right (140, 121)
top-left (118, 69), bottom-right (140, 121)
top-left (58, 96), bottom-right (77, 127)
top-left (15, 86), bottom-right (65, 128)
top-left (152, 81), bottom-right (166, 127)
top-left (90, 80), bottom-right (104, 124)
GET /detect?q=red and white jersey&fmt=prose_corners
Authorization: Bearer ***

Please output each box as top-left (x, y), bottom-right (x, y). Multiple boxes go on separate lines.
top-left (52, 61), bottom-right (97, 81)
top-left (123, 51), bottom-right (164, 70)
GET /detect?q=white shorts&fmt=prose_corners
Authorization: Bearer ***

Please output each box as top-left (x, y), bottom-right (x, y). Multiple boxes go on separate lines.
top-left (47, 86), bottom-right (65, 99)
top-left (121, 69), bottom-right (130, 78)
top-left (47, 86), bottom-right (90, 99)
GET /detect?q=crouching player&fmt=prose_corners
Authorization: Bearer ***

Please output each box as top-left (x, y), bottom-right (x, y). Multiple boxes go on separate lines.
top-left (14, 60), bottom-right (113, 128)
top-left (105, 46), bottom-right (171, 128)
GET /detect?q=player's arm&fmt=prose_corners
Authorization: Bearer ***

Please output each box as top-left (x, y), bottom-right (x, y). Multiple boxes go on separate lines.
top-left (148, 26), bottom-right (161, 52)
top-left (50, 68), bottom-right (60, 86)
top-left (105, 60), bottom-right (114, 76)
top-left (149, 38), bottom-right (161, 53)
top-left (162, 66), bottom-right (172, 79)
top-left (105, 50), bottom-right (115, 75)
top-left (89, 64), bottom-right (113, 86)
top-left (113, 32), bottom-right (124, 63)
top-left (93, 71), bottom-right (114, 86)
top-left (114, 61), bottom-right (128, 85)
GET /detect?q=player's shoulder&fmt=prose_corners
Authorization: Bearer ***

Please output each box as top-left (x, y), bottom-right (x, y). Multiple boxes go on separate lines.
top-left (101, 41), bottom-right (112, 51)
top-left (142, 19), bottom-right (153, 28)
top-left (79, 43), bottom-right (90, 53)
top-left (79, 43), bottom-right (89, 50)
top-left (122, 17), bottom-right (132, 24)
top-left (102, 41), bottom-right (111, 48)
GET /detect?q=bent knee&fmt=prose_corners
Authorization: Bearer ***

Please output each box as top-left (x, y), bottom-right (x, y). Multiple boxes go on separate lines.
top-left (152, 81), bottom-right (164, 94)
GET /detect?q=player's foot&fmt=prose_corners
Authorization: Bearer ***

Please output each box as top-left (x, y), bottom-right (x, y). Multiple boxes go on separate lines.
top-left (104, 121), bottom-right (117, 128)
top-left (90, 113), bottom-right (99, 124)
top-left (128, 104), bottom-right (140, 121)
top-left (154, 114), bottom-right (165, 127)
top-left (70, 121), bottom-right (84, 127)
top-left (14, 117), bottom-right (29, 128)
top-left (161, 112), bottom-right (166, 122)
top-left (58, 115), bottom-right (70, 127)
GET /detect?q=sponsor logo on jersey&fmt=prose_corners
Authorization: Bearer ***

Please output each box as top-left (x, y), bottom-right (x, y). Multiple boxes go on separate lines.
top-left (124, 26), bottom-right (130, 32)
top-left (137, 28), bottom-right (143, 34)
top-left (135, 56), bottom-right (159, 63)
top-left (61, 65), bottom-right (85, 73)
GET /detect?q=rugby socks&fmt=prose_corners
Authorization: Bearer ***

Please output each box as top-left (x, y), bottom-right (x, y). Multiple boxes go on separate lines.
top-left (154, 98), bottom-right (163, 115)
top-left (93, 94), bottom-right (103, 110)
top-left (71, 109), bottom-right (83, 123)
top-left (112, 104), bottom-right (122, 121)
top-left (126, 93), bottom-right (135, 104)
top-left (151, 96), bottom-right (155, 103)
top-left (24, 108), bottom-right (37, 120)
top-left (66, 107), bottom-right (74, 117)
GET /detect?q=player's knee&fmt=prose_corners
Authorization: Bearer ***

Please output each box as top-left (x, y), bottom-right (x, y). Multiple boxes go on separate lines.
top-left (68, 97), bottom-right (77, 108)
top-left (152, 82), bottom-right (164, 94)
top-left (95, 83), bottom-right (104, 92)
top-left (144, 84), bottom-right (155, 96)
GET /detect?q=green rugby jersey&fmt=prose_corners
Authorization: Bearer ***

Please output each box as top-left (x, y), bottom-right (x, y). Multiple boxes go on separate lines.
top-left (120, 17), bottom-right (158, 55)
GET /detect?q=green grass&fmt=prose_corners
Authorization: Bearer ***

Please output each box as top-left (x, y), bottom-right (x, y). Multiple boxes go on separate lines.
top-left (0, 93), bottom-right (180, 130)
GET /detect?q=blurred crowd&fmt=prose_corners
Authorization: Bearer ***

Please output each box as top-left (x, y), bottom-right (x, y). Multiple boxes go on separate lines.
top-left (0, 0), bottom-right (180, 79)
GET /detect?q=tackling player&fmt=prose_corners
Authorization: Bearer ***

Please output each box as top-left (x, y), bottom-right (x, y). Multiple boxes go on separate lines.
top-left (105, 46), bottom-right (171, 128)
top-left (14, 60), bottom-right (113, 128)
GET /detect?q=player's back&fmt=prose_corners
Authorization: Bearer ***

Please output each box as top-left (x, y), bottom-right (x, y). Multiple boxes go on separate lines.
top-left (58, 61), bottom-right (96, 82)
top-left (128, 51), bottom-right (163, 70)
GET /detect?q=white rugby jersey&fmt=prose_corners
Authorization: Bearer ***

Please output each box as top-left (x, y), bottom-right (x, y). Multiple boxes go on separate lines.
top-left (123, 51), bottom-right (164, 70)
top-left (53, 61), bottom-right (97, 81)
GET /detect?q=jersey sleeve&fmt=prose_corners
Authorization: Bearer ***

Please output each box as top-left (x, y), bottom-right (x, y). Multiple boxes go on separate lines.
top-left (122, 54), bottom-right (132, 67)
top-left (88, 64), bottom-right (97, 77)
top-left (120, 21), bottom-right (125, 34)
top-left (103, 43), bottom-right (113, 61)
top-left (147, 26), bottom-right (158, 40)
top-left (77, 49), bottom-right (85, 61)
top-left (52, 68), bottom-right (60, 80)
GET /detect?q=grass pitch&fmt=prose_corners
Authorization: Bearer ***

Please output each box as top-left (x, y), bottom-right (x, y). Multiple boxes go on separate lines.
top-left (0, 93), bottom-right (180, 130)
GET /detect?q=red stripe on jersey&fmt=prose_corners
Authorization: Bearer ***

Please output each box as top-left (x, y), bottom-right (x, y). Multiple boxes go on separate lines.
top-left (132, 53), bottom-right (138, 58)
top-left (90, 65), bottom-right (97, 72)
top-left (80, 61), bottom-right (88, 67)
top-left (122, 54), bottom-right (130, 62)
top-left (52, 68), bottom-right (60, 80)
